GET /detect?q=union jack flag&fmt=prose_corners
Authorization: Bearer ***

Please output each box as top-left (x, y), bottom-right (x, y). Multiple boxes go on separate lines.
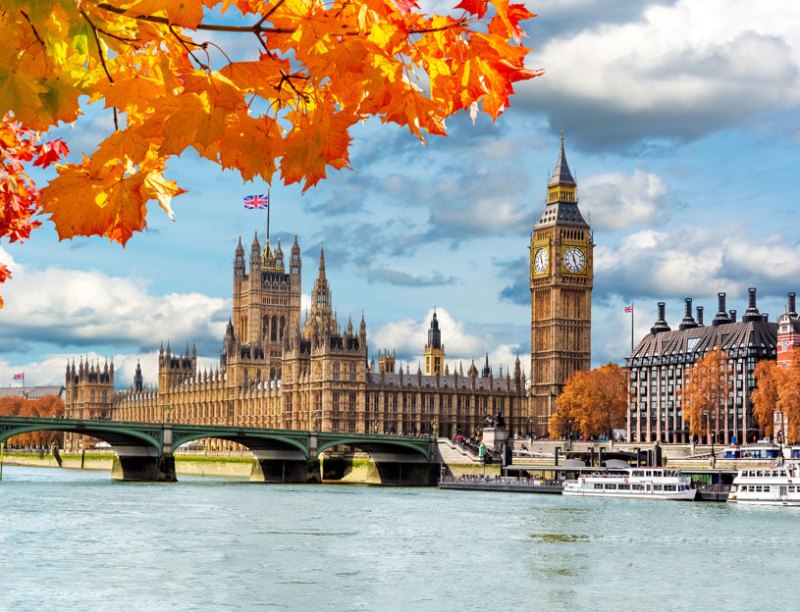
top-left (624, 305), bottom-right (633, 313)
top-left (13, 372), bottom-right (23, 381)
top-left (243, 194), bottom-right (269, 209)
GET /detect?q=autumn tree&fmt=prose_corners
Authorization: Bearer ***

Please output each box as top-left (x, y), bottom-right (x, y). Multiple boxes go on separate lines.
top-left (0, 0), bottom-right (540, 304)
top-left (0, 394), bottom-right (65, 447)
top-left (751, 360), bottom-right (780, 438)
top-left (682, 349), bottom-right (732, 444)
top-left (549, 363), bottom-right (627, 441)
top-left (776, 351), bottom-right (800, 444)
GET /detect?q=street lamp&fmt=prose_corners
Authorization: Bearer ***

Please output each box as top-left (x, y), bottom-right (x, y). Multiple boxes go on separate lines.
top-left (566, 419), bottom-right (573, 450)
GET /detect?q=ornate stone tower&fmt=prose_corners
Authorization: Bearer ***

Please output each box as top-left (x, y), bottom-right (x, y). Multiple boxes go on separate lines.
top-left (227, 231), bottom-right (302, 382)
top-left (529, 134), bottom-right (593, 436)
top-left (424, 310), bottom-right (445, 375)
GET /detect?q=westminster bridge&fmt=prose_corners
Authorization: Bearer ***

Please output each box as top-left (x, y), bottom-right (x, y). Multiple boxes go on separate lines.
top-left (0, 417), bottom-right (438, 484)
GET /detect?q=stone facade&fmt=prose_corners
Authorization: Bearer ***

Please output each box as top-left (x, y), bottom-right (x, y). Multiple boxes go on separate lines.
top-left (64, 236), bottom-right (527, 449)
top-left (529, 134), bottom-right (593, 436)
top-left (625, 289), bottom-right (781, 444)
top-left (63, 140), bottom-right (594, 446)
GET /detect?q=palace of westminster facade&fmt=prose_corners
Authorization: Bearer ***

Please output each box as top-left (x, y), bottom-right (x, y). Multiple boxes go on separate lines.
top-left (63, 141), bottom-right (595, 445)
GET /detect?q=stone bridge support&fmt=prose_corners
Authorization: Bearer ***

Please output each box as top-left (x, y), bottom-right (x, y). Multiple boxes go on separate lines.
top-left (371, 453), bottom-right (439, 486)
top-left (249, 450), bottom-right (321, 483)
top-left (110, 425), bottom-right (176, 482)
top-left (111, 451), bottom-right (177, 482)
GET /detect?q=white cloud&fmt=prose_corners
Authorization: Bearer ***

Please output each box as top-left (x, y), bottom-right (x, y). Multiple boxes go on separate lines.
top-left (369, 308), bottom-right (522, 375)
top-left (582, 169), bottom-right (673, 230)
top-left (595, 226), bottom-right (800, 300)
top-left (520, 0), bottom-right (800, 148)
top-left (0, 351), bottom-right (221, 389)
top-left (0, 248), bottom-right (228, 352)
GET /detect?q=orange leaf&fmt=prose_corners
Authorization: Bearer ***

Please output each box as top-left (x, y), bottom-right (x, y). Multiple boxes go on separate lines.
top-left (41, 159), bottom-right (148, 245)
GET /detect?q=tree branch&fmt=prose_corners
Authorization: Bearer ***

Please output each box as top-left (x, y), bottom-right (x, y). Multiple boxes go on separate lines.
top-left (95, 2), bottom-right (467, 36)
top-left (81, 10), bottom-right (119, 131)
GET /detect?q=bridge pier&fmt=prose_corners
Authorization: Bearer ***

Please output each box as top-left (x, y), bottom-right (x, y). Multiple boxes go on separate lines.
top-left (111, 451), bottom-right (177, 482)
top-left (249, 450), bottom-right (321, 483)
top-left (372, 460), bottom-right (439, 486)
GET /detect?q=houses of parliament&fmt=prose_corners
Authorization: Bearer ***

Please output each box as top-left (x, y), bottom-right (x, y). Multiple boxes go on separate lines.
top-left (63, 140), bottom-right (594, 445)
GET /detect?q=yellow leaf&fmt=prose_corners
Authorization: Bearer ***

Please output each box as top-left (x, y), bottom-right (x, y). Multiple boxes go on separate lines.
top-left (142, 168), bottom-right (187, 221)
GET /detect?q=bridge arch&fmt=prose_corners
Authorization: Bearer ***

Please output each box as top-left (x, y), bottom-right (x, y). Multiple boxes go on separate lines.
top-left (0, 418), bottom-right (163, 452)
top-left (316, 434), bottom-right (433, 461)
top-left (171, 431), bottom-right (309, 457)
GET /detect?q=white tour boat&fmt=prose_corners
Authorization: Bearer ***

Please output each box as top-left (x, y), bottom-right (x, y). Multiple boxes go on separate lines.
top-left (562, 468), bottom-right (697, 501)
top-left (728, 463), bottom-right (800, 506)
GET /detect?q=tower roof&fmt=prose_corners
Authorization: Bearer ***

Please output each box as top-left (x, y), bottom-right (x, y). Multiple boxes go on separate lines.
top-left (547, 130), bottom-right (576, 188)
top-left (536, 131), bottom-right (587, 229)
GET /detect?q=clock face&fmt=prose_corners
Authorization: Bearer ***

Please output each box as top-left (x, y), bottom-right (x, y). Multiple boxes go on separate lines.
top-left (534, 248), bottom-right (549, 274)
top-left (563, 247), bottom-right (586, 273)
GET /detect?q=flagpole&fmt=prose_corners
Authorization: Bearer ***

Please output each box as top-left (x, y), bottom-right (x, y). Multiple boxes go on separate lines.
top-left (630, 303), bottom-right (634, 352)
top-left (266, 189), bottom-right (271, 244)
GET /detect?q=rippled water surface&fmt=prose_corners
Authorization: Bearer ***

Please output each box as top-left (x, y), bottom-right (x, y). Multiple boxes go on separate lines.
top-left (0, 466), bottom-right (795, 611)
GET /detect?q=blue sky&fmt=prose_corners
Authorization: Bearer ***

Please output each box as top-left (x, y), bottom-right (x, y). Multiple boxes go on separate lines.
top-left (2, 0), bottom-right (800, 389)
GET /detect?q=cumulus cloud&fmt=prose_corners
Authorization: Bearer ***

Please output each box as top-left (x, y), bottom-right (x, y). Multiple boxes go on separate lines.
top-left (596, 227), bottom-right (800, 300)
top-left (0, 248), bottom-right (229, 355)
top-left (517, 0), bottom-right (800, 149)
top-left (369, 308), bottom-right (528, 379)
top-left (582, 169), bottom-right (678, 230)
top-left (0, 351), bottom-right (220, 390)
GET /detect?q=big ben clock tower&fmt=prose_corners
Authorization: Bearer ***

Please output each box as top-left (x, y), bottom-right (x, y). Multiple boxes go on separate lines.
top-left (529, 133), bottom-right (593, 436)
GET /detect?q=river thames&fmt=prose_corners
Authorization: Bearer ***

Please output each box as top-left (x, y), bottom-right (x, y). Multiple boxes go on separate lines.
top-left (0, 466), bottom-right (795, 611)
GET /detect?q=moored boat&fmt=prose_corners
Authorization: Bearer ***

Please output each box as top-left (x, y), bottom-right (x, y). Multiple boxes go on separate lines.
top-left (728, 463), bottom-right (800, 506)
top-left (563, 467), bottom-right (697, 501)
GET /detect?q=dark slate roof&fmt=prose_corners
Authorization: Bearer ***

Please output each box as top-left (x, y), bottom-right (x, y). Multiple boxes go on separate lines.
top-left (0, 385), bottom-right (65, 399)
top-left (536, 201), bottom-right (588, 228)
top-left (548, 137), bottom-right (576, 188)
top-left (626, 320), bottom-right (777, 365)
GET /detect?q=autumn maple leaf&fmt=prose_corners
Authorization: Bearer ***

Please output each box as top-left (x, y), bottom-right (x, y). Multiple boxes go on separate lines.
top-left (0, 0), bottom-right (540, 307)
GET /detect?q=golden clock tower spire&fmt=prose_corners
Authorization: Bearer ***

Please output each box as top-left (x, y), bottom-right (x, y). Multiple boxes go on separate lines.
top-left (529, 132), bottom-right (593, 436)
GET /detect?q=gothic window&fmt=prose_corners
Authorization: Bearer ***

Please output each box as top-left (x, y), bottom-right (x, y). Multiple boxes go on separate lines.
top-left (333, 392), bottom-right (339, 412)
top-left (280, 317), bottom-right (286, 341)
top-left (333, 363), bottom-right (340, 381)
top-left (271, 316), bottom-right (278, 341)
top-left (350, 362), bottom-right (357, 381)
top-left (263, 315), bottom-right (269, 339)
top-left (349, 393), bottom-right (356, 412)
